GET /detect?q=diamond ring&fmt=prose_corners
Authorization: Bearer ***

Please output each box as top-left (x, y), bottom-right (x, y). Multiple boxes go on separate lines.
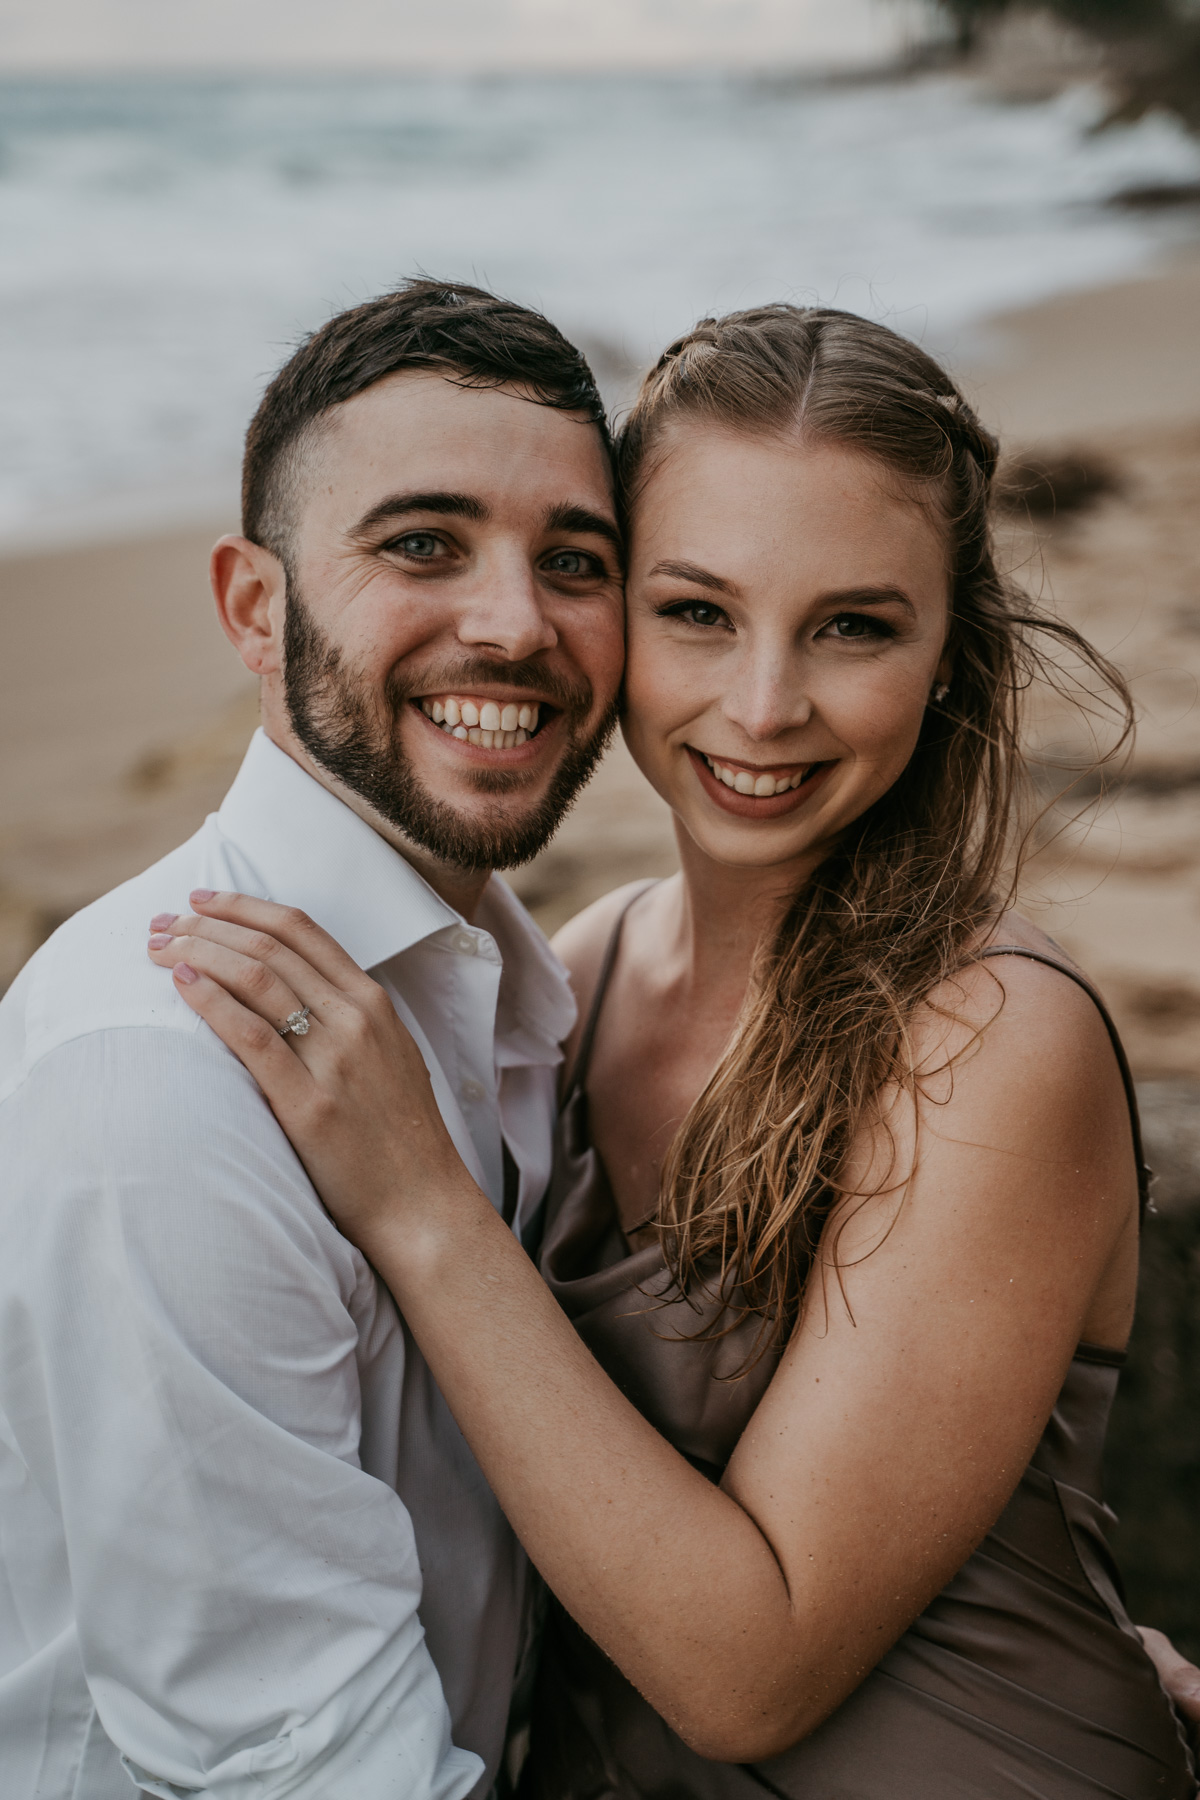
top-left (279, 1006), bottom-right (312, 1038)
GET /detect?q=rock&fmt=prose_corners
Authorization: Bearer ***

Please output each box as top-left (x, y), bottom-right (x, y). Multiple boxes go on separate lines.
top-left (995, 447), bottom-right (1123, 519)
top-left (1105, 1081), bottom-right (1200, 1658)
top-left (1139, 1080), bottom-right (1200, 1215)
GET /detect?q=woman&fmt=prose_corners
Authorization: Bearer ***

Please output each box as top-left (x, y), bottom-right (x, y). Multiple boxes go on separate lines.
top-left (148, 307), bottom-right (1196, 1796)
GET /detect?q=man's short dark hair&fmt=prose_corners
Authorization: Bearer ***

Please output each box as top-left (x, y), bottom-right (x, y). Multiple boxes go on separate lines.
top-left (242, 277), bottom-right (611, 558)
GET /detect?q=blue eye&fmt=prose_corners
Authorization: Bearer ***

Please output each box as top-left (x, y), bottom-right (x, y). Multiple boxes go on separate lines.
top-left (393, 533), bottom-right (440, 558)
top-left (545, 550), bottom-right (600, 577)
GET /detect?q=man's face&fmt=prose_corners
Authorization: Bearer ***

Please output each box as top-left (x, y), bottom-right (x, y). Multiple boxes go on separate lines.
top-left (277, 371), bottom-right (625, 870)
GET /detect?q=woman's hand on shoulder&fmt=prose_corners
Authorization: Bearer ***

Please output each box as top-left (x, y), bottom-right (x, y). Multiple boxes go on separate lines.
top-left (146, 891), bottom-right (483, 1261)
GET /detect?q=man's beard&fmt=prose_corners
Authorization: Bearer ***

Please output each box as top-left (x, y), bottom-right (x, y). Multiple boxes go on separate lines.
top-left (282, 587), bottom-right (617, 872)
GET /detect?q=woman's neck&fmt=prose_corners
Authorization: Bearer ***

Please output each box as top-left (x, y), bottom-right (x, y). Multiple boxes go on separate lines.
top-left (663, 820), bottom-right (820, 1006)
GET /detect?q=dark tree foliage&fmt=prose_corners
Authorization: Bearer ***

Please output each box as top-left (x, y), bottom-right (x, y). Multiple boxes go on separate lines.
top-left (929, 1), bottom-right (1200, 132)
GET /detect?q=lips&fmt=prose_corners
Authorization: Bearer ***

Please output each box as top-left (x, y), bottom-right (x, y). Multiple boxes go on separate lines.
top-left (688, 746), bottom-right (833, 816)
top-left (699, 751), bottom-right (810, 797)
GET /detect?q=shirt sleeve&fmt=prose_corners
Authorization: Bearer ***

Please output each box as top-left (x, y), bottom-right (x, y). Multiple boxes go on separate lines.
top-left (0, 1025), bottom-right (482, 1800)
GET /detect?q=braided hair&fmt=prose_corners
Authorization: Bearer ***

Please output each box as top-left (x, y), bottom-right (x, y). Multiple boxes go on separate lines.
top-left (614, 305), bottom-right (1131, 1358)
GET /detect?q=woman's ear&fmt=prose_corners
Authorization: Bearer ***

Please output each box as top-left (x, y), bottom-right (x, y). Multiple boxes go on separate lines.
top-left (210, 536), bottom-right (288, 678)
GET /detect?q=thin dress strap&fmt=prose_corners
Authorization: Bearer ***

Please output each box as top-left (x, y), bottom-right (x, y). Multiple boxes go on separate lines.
top-left (566, 880), bottom-right (659, 1098)
top-left (977, 945), bottom-right (1153, 1217)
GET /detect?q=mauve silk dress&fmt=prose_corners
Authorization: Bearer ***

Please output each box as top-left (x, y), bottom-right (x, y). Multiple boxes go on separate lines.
top-left (520, 898), bottom-right (1197, 1800)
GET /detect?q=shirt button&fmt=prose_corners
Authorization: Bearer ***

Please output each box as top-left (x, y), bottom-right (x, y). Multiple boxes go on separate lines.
top-left (452, 929), bottom-right (477, 956)
top-left (460, 1078), bottom-right (485, 1104)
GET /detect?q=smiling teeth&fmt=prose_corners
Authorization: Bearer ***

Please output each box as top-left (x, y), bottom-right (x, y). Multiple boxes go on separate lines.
top-left (421, 696), bottom-right (539, 749)
top-left (703, 754), bottom-right (810, 796)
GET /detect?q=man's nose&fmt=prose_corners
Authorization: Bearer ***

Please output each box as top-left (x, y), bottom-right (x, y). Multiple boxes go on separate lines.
top-left (454, 552), bottom-right (558, 661)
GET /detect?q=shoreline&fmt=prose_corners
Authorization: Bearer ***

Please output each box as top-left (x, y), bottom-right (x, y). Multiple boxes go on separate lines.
top-left (956, 243), bottom-right (1200, 444)
top-left (3, 252), bottom-right (1200, 1077)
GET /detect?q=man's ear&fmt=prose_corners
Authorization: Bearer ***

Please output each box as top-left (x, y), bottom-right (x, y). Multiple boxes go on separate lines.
top-left (211, 536), bottom-right (288, 678)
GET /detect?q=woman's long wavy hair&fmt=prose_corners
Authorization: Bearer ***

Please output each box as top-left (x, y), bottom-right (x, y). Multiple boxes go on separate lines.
top-left (615, 305), bottom-right (1132, 1356)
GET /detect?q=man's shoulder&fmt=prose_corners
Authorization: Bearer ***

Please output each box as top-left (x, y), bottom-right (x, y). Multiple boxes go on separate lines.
top-left (0, 818), bottom-right (249, 1089)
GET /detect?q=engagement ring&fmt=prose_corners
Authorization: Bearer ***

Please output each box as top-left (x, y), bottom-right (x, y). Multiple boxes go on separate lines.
top-left (279, 1006), bottom-right (311, 1038)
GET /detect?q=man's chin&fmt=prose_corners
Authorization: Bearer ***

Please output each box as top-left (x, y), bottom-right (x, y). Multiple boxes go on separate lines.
top-left (288, 683), bottom-right (616, 873)
top-left (401, 755), bottom-right (559, 833)
top-left (362, 778), bottom-right (570, 873)
top-left (425, 797), bottom-right (553, 852)
top-left (444, 767), bottom-right (553, 800)
top-left (388, 709), bottom-right (615, 870)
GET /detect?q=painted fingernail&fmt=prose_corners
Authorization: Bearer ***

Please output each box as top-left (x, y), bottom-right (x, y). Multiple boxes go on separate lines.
top-left (149, 912), bottom-right (178, 931)
top-left (174, 963), bottom-right (199, 985)
top-left (190, 889), bottom-right (216, 904)
top-left (148, 933), bottom-right (172, 950)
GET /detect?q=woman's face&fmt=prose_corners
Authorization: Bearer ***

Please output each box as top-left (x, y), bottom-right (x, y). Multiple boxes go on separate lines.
top-left (622, 425), bottom-right (953, 876)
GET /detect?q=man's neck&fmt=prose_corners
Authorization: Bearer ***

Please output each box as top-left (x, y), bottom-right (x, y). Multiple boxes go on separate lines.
top-left (261, 723), bottom-right (492, 922)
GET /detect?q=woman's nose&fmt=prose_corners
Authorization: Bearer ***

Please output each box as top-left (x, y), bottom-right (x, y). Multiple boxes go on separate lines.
top-left (723, 658), bottom-right (813, 742)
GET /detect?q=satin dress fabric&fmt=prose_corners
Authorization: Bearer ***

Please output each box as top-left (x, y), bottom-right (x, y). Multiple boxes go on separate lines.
top-left (521, 895), bottom-right (1197, 1800)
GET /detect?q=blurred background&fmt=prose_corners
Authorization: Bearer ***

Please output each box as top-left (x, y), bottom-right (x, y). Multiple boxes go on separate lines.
top-left (0, 0), bottom-right (1197, 1647)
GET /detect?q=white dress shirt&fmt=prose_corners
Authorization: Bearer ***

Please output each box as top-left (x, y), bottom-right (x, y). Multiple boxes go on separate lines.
top-left (0, 729), bottom-right (575, 1800)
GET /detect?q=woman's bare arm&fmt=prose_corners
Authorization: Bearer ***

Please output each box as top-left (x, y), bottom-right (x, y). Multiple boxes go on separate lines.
top-left (148, 893), bottom-right (1138, 1763)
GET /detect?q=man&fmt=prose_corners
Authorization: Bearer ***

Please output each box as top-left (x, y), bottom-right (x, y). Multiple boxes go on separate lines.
top-left (0, 280), bottom-right (624, 1799)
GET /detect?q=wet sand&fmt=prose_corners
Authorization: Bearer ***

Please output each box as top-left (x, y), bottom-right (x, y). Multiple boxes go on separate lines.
top-left (2, 251), bottom-right (1199, 1078)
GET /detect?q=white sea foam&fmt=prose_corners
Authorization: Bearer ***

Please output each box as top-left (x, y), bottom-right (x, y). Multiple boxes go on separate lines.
top-left (0, 71), bottom-right (1196, 546)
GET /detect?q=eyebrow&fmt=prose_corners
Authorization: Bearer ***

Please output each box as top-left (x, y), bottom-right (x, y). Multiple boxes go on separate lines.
top-left (352, 491), bottom-right (491, 535)
top-left (349, 491), bottom-right (622, 558)
top-left (543, 502), bottom-right (623, 554)
top-left (648, 564), bottom-right (918, 617)
top-left (823, 585), bottom-right (917, 617)
top-left (647, 558), bottom-right (736, 594)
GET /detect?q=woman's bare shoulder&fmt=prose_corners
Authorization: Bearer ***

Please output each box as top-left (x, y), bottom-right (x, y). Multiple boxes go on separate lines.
top-left (974, 907), bottom-right (1079, 965)
top-left (910, 911), bottom-right (1125, 1136)
top-left (551, 881), bottom-right (660, 1072)
top-left (825, 914), bottom-right (1137, 1343)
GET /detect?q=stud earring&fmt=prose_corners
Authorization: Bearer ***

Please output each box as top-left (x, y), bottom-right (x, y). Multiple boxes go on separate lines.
top-left (932, 682), bottom-right (949, 704)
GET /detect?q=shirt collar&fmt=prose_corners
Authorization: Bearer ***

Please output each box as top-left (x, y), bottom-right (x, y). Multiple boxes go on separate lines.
top-left (478, 875), bottom-right (577, 1067)
top-left (215, 731), bottom-right (576, 1059)
top-left (216, 730), bottom-right (461, 969)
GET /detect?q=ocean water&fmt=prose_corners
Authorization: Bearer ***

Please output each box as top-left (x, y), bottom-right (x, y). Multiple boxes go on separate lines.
top-left (0, 70), bottom-right (1196, 546)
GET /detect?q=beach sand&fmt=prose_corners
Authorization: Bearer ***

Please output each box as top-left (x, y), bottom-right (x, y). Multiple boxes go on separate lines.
top-left (2, 251), bottom-right (1199, 1081)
